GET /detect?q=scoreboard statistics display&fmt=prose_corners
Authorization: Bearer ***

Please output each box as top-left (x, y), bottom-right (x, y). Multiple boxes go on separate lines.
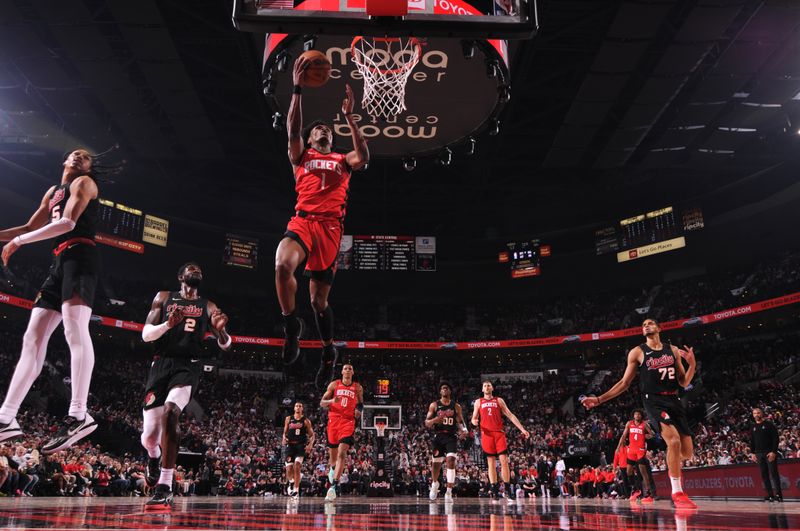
top-left (98, 199), bottom-right (143, 241)
top-left (594, 205), bottom-right (705, 262)
top-left (96, 199), bottom-right (145, 253)
top-left (96, 199), bottom-right (170, 254)
top-left (337, 235), bottom-right (436, 271)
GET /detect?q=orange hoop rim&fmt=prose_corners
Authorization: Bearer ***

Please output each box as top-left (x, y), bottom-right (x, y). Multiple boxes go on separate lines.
top-left (351, 36), bottom-right (422, 75)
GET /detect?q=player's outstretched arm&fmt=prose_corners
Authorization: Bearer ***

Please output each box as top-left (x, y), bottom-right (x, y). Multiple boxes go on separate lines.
top-left (0, 186), bottom-right (54, 242)
top-left (2, 177), bottom-right (97, 266)
top-left (142, 291), bottom-right (179, 342)
top-left (320, 381), bottom-right (338, 409)
top-left (207, 301), bottom-right (231, 351)
top-left (498, 398), bottom-right (529, 438)
top-left (582, 347), bottom-right (641, 409)
top-left (343, 84), bottom-right (369, 171)
top-left (355, 383), bottom-right (364, 418)
top-left (287, 56), bottom-right (309, 168)
top-left (673, 344), bottom-right (696, 387)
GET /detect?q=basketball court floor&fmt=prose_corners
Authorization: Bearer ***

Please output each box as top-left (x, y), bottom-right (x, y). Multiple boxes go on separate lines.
top-left (0, 496), bottom-right (796, 530)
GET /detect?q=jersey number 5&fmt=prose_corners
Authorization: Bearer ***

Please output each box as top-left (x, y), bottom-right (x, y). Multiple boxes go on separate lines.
top-left (51, 205), bottom-right (62, 222)
top-left (184, 318), bottom-right (196, 333)
top-left (658, 367), bottom-right (675, 380)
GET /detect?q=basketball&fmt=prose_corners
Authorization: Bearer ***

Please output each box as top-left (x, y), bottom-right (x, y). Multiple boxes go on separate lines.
top-left (300, 50), bottom-right (331, 88)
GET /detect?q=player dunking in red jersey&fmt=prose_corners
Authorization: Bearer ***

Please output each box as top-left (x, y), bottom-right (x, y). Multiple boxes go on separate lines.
top-left (320, 363), bottom-right (363, 502)
top-left (471, 381), bottom-right (529, 503)
top-left (617, 409), bottom-right (655, 502)
top-left (276, 56), bottom-right (369, 389)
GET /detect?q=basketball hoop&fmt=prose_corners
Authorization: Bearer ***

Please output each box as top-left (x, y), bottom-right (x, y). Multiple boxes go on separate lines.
top-left (351, 36), bottom-right (422, 119)
top-left (375, 420), bottom-right (387, 438)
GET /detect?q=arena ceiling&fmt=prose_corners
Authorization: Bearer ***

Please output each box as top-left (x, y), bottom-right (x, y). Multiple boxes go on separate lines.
top-left (1, 0), bottom-right (799, 243)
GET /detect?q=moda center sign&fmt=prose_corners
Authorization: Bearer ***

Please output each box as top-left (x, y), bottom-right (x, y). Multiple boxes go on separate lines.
top-left (262, 0), bottom-right (510, 158)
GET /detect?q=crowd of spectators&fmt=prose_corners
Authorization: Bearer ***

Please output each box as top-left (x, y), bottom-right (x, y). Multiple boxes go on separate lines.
top-left (0, 250), bottom-right (798, 498)
top-left (2, 251), bottom-right (798, 343)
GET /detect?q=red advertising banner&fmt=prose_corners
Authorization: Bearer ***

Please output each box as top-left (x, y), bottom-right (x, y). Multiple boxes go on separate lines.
top-left (653, 460), bottom-right (800, 500)
top-left (1, 290), bottom-right (799, 350)
top-left (96, 233), bottom-right (144, 254)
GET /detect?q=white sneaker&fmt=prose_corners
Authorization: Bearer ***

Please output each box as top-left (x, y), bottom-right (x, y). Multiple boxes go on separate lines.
top-left (328, 468), bottom-right (335, 484)
top-left (444, 490), bottom-right (453, 502)
top-left (429, 481), bottom-right (439, 501)
top-left (325, 486), bottom-right (337, 502)
top-left (0, 418), bottom-right (23, 443)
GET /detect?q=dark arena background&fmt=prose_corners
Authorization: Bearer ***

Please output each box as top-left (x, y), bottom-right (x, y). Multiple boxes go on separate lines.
top-left (1, 0), bottom-right (800, 530)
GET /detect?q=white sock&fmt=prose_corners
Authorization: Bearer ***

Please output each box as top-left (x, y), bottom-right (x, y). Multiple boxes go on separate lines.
top-left (446, 468), bottom-right (456, 484)
top-left (0, 308), bottom-right (62, 424)
top-left (670, 476), bottom-right (683, 494)
top-left (159, 468), bottom-right (175, 487)
top-left (62, 301), bottom-right (94, 420)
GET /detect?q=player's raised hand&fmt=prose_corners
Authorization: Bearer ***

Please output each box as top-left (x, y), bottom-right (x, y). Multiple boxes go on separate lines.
top-left (342, 84), bottom-right (355, 115)
top-left (167, 307), bottom-right (185, 328)
top-left (211, 309), bottom-right (228, 332)
top-left (679, 345), bottom-right (696, 364)
top-left (581, 395), bottom-right (600, 410)
top-left (1, 239), bottom-right (20, 267)
top-left (292, 56), bottom-right (309, 87)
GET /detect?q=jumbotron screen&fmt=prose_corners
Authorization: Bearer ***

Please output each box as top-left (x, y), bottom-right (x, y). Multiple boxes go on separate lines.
top-left (594, 205), bottom-right (705, 262)
top-left (500, 240), bottom-right (551, 279)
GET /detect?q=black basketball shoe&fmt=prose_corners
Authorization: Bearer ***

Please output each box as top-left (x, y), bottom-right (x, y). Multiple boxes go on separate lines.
top-left (282, 316), bottom-right (304, 366)
top-left (315, 344), bottom-right (339, 391)
top-left (42, 413), bottom-right (98, 454)
top-left (145, 484), bottom-right (174, 511)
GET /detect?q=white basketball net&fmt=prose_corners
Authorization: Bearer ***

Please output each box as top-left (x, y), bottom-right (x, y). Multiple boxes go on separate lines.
top-left (351, 36), bottom-right (422, 119)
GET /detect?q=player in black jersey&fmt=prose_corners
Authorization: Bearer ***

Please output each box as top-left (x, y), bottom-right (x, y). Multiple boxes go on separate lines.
top-left (581, 319), bottom-right (697, 509)
top-left (0, 149), bottom-right (101, 453)
top-left (140, 262), bottom-right (231, 510)
top-left (424, 382), bottom-right (467, 502)
top-left (282, 402), bottom-right (315, 498)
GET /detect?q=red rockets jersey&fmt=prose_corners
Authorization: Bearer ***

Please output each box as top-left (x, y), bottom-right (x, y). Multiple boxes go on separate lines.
top-left (294, 148), bottom-right (351, 217)
top-left (627, 421), bottom-right (646, 450)
top-left (478, 396), bottom-right (504, 432)
top-left (329, 379), bottom-right (358, 420)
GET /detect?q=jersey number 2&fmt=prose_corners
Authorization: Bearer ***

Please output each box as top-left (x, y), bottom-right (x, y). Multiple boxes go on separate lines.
top-left (184, 318), bottom-right (196, 332)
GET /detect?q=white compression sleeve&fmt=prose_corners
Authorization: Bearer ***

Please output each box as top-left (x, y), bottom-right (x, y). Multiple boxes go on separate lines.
top-left (142, 322), bottom-right (171, 342)
top-left (62, 301), bottom-right (94, 420)
top-left (0, 308), bottom-right (63, 424)
top-left (14, 218), bottom-right (76, 245)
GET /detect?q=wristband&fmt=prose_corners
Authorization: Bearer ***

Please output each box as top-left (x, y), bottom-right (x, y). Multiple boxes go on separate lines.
top-left (217, 333), bottom-right (232, 350)
top-left (293, 85), bottom-right (302, 95)
top-left (356, 403), bottom-right (364, 412)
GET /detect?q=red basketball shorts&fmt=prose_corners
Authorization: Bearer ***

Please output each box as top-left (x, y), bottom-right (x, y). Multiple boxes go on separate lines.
top-left (327, 416), bottom-right (355, 448)
top-left (626, 446), bottom-right (646, 463)
top-left (285, 215), bottom-right (343, 283)
top-left (481, 429), bottom-right (508, 457)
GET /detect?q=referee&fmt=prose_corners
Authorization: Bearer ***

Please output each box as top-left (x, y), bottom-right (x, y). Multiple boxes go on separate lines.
top-left (750, 407), bottom-right (782, 502)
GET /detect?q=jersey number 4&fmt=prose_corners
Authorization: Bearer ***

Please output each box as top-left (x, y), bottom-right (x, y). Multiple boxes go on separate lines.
top-left (658, 367), bottom-right (675, 380)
